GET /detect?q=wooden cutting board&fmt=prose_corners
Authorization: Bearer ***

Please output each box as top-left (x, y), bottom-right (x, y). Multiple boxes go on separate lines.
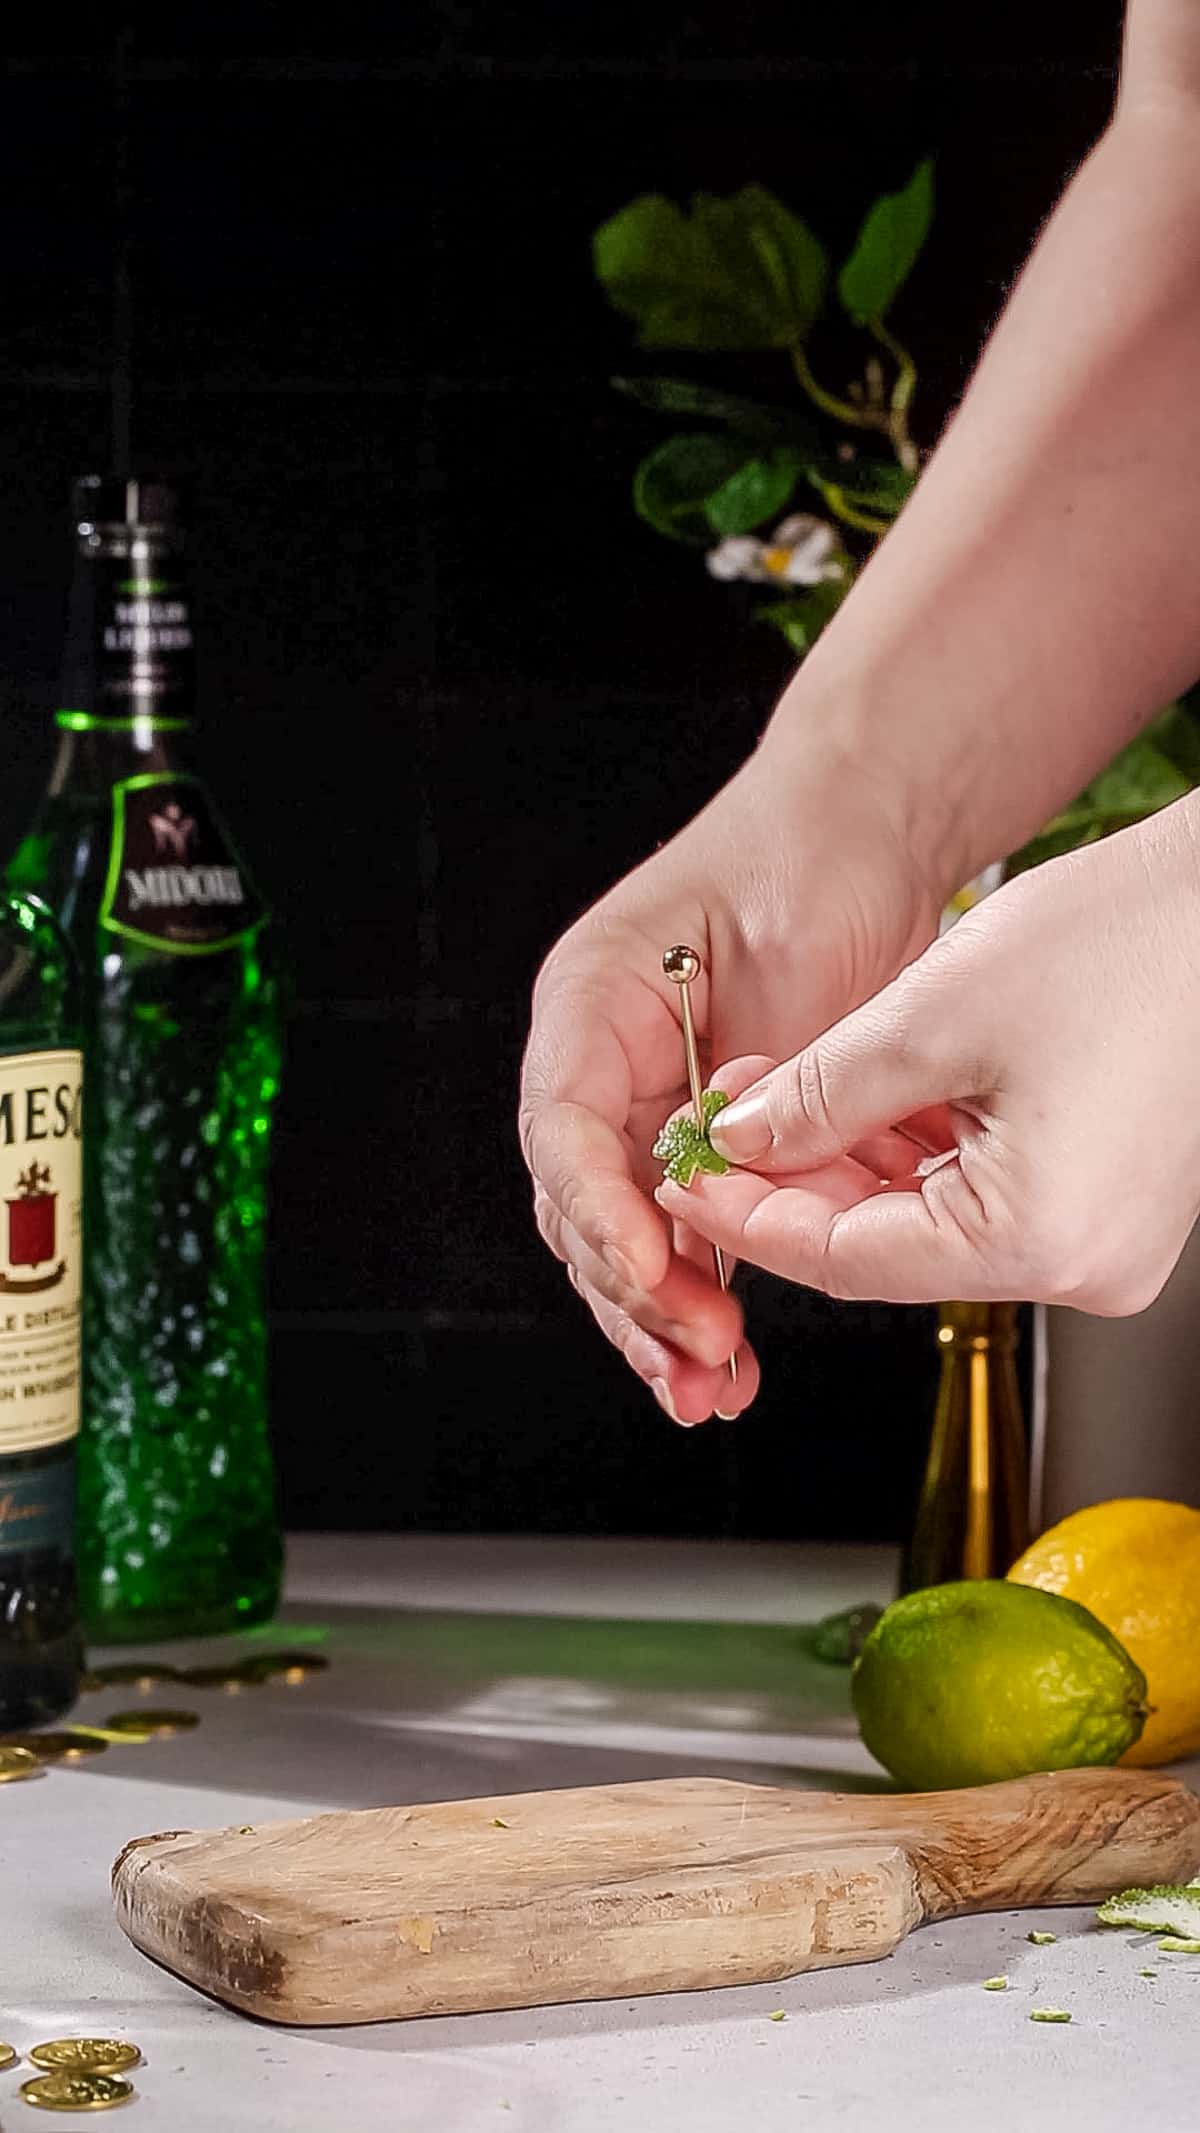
top-left (112, 1768), bottom-right (1200, 2026)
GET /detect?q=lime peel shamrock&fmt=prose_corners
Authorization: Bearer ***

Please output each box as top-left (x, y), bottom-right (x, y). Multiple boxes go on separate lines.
top-left (652, 1088), bottom-right (733, 1186)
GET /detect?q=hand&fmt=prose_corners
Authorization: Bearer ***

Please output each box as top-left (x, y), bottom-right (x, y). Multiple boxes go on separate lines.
top-left (660, 800), bottom-right (1200, 1313)
top-left (519, 733), bottom-right (945, 1423)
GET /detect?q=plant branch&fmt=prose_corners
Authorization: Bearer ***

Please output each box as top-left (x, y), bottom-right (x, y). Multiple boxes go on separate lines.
top-left (791, 345), bottom-right (885, 436)
top-left (867, 318), bottom-right (920, 471)
top-left (809, 477), bottom-right (892, 538)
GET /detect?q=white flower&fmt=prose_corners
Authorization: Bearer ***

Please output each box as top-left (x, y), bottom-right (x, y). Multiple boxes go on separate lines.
top-left (939, 862), bottom-right (1005, 936)
top-left (706, 513), bottom-right (843, 587)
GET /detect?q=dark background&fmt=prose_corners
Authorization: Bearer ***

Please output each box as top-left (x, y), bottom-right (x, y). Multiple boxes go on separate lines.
top-left (0, 5), bottom-right (1122, 1541)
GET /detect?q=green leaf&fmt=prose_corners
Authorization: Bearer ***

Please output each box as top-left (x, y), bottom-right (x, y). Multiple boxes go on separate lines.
top-left (595, 187), bottom-right (827, 350)
top-left (696, 184), bottom-right (828, 342)
top-left (1080, 726), bottom-right (1191, 819)
top-left (1145, 700), bottom-right (1200, 785)
top-left (704, 447), bottom-right (803, 536)
top-left (611, 375), bottom-right (818, 448)
top-left (1007, 813), bottom-right (1116, 875)
top-left (595, 196), bottom-right (740, 349)
top-left (1008, 719), bottom-right (1195, 875)
top-left (756, 575), bottom-right (850, 656)
top-left (807, 461), bottom-right (917, 516)
top-left (812, 1603), bottom-right (884, 1665)
top-left (633, 433), bottom-right (753, 543)
top-left (837, 160), bottom-right (934, 324)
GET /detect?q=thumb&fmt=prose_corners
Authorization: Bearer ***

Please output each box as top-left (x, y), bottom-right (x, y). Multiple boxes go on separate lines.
top-left (709, 979), bottom-right (965, 1173)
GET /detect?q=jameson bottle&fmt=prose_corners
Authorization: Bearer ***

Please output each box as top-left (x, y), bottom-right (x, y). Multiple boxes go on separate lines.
top-left (7, 476), bottom-right (283, 1640)
top-left (0, 905), bottom-right (83, 1724)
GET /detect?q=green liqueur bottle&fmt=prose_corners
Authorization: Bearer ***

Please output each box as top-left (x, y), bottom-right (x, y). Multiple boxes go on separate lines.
top-left (0, 907), bottom-right (83, 1724)
top-left (8, 476), bottom-right (283, 1640)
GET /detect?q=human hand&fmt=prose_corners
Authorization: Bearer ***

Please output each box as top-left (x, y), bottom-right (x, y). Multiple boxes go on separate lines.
top-left (519, 734), bottom-right (945, 1423)
top-left (660, 800), bottom-right (1200, 1313)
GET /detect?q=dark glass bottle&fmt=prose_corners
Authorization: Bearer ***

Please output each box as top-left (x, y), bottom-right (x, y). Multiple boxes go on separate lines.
top-left (901, 1301), bottom-right (1030, 1592)
top-left (7, 476), bottom-right (283, 1641)
top-left (0, 897), bottom-right (84, 1725)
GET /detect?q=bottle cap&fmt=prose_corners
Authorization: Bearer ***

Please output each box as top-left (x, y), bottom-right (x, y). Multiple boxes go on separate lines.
top-left (72, 475), bottom-right (185, 534)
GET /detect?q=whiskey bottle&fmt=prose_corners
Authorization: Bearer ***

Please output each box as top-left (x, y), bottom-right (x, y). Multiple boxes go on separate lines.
top-left (0, 901), bottom-right (83, 1724)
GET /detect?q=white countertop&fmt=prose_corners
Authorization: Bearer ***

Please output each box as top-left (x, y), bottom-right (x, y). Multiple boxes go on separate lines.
top-left (5, 1533), bottom-right (1198, 2133)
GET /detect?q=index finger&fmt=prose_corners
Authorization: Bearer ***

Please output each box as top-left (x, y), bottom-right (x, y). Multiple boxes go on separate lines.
top-left (521, 968), bottom-right (678, 1293)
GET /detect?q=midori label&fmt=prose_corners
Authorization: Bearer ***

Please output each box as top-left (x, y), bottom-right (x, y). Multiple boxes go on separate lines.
top-left (0, 1049), bottom-right (82, 1456)
top-left (100, 773), bottom-right (266, 954)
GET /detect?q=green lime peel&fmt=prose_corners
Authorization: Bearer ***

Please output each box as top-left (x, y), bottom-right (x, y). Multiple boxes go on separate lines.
top-left (1097, 1885), bottom-right (1200, 1937)
top-left (652, 1088), bottom-right (732, 1186)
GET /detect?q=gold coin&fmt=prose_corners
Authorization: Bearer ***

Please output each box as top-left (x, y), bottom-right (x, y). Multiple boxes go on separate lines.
top-left (0, 1744), bottom-right (45, 1782)
top-left (86, 1662), bottom-right (181, 1690)
top-left (177, 1665), bottom-right (257, 1692)
top-left (0, 2039), bottom-right (18, 2068)
top-left (20, 2071), bottom-right (135, 2110)
top-left (237, 1650), bottom-right (330, 1683)
top-left (103, 1708), bottom-right (199, 1738)
top-left (29, 2042), bottom-right (141, 2075)
top-left (1, 1731), bottom-right (109, 1763)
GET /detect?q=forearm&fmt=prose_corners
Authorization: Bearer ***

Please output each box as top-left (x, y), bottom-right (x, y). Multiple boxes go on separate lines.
top-left (762, 67), bottom-right (1200, 892)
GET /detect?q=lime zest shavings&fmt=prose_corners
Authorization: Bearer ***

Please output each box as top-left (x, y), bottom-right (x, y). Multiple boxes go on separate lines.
top-left (1157, 1937), bottom-right (1200, 1954)
top-left (1026, 1931), bottom-right (1057, 1945)
top-left (767, 2010), bottom-right (786, 2022)
top-left (1029, 2009), bottom-right (1072, 2024)
top-left (981, 1977), bottom-right (1008, 1991)
top-left (1096, 1884), bottom-right (1200, 1936)
top-left (652, 1088), bottom-right (733, 1186)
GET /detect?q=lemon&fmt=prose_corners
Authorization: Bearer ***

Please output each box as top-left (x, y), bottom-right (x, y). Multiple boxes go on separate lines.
top-left (1009, 1498), bottom-right (1200, 1766)
top-left (851, 1579), bottom-right (1147, 1791)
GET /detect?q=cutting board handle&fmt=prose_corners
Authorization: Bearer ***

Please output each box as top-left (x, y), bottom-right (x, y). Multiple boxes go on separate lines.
top-left (863, 1768), bottom-right (1200, 1918)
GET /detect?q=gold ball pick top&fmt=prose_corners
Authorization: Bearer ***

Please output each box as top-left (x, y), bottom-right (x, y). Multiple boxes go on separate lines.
top-left (662, 945), bottom-right (737, 1389)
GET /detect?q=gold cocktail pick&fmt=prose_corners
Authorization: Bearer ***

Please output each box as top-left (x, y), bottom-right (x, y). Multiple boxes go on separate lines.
top-left (662, 944), bottom-right (738, 1388)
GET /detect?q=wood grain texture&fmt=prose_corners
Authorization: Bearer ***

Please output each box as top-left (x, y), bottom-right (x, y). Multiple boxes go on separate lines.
top-left (112, 1768), bottom-right (1200, 2026)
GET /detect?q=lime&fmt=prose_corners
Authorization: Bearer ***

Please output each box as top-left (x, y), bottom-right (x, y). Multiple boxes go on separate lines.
top-left (851, 1579), bottom-right (1147, 1791)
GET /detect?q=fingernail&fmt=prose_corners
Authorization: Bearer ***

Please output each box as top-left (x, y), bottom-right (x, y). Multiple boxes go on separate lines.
top-left (709, 1094), bottom-right (771, 1162)
top-left (650, 1376), bottom-right (692, 1426)
top-left (714, 1407), bottom-right (738, 1421)
top-left (914, 1148), bottom-right (957, 1179)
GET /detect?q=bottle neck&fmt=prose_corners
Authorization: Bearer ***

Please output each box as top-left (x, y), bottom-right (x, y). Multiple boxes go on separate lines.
top-left (57, 523), bottom-right (195, 744)
top-left (935, 1301), bottom-right (1020, 1356)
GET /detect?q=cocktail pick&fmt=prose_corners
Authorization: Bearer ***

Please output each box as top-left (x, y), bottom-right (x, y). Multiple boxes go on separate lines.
top-left (662, 945), bottom-right (738, 1388)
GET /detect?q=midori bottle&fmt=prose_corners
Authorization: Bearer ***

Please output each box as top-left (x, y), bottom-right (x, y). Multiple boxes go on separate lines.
top-left (7, 476), bottom-right (283, 1640)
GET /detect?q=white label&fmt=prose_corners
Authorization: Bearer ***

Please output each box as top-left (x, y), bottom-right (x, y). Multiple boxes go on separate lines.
top-left (0, 1049), bottom-right (83, 1454)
